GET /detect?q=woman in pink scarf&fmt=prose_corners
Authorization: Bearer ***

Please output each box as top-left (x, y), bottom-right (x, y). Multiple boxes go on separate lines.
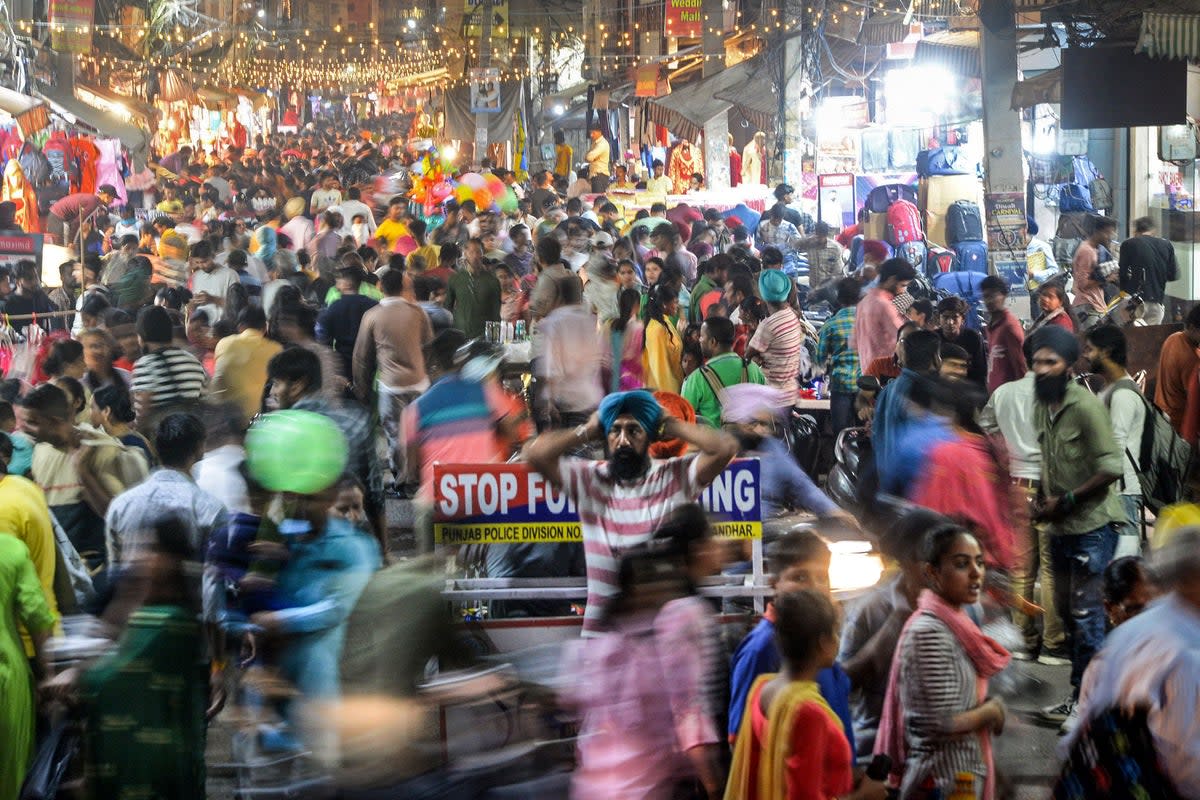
top-left (875, 523), bottom-right (1010, 799)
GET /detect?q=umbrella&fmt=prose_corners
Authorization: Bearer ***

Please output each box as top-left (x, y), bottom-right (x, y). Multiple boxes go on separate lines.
top-left (158, 69), bottom-right (194, 103)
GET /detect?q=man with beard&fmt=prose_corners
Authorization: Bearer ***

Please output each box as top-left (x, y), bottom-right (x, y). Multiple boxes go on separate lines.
top-left (525, 389), bottom-right (738, 634)
top-left (1029, 325), bottom-right (1124, 733)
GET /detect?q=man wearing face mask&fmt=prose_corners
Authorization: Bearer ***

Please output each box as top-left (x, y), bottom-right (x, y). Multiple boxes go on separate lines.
top-left (526, 389), bottom-right (738, 635)
top-left (1029, 325), bottom-right (1124, 732)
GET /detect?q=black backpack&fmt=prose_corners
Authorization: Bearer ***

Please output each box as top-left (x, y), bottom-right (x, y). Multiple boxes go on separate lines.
top-left (945, 200), bottom-right (983, 245)
top-left (1105, 380), bottom-right (1194, 513)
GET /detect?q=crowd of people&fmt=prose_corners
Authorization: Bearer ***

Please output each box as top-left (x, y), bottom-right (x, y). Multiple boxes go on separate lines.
top-left (0, 122), bottom-right (1196, 800)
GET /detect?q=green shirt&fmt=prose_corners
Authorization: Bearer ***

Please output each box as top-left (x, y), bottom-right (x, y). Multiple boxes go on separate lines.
top-left (324, 283), bottom-right (383, 307)
top-left (681, 351), bottom-right (766, 427)
top-left (1034, 381), bottom-right (1126, 535)
top-left (445, 267), bottom-right (502, 340)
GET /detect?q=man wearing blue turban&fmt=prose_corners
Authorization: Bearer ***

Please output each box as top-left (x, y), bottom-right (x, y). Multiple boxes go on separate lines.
top-left (526, 389), bottom-right (739, 634)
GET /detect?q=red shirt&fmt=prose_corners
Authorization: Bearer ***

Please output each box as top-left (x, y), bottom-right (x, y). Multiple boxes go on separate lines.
top-left (985, 308), bottom-right (1027, 393)
top-left (744, 679), bottom-right (854, 800)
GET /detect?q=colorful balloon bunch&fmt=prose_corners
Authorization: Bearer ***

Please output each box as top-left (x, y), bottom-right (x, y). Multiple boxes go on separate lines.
top-left (454, 171), bottom-right (519, 214)
top-left (408, 147), bottom-right (458, 217)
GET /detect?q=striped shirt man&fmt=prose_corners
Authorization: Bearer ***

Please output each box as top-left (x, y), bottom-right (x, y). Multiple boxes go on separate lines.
top-left (748, 307), bottom-right (804, 391)
top-left (560, 454), bottom-right (701, 635)
top-left (131, 346), bottom-right (208, 407)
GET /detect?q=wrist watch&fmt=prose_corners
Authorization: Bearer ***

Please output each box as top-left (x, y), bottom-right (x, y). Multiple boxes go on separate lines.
top-left (573, 424), bottom-right (590, 441)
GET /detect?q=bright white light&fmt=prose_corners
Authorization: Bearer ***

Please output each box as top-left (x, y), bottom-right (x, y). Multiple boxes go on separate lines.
top-left (407, 18), bottom-right (417, 29)
top-left (552, 103), bottom-right (564, 116)
top-left (368, 92), bottom-right (378, 101)
top-left (829, 552), bottom-right (884, 593)
top-left (884, 65), bottom-right (955, 124)
top-left (443, 145), bottom-right (457, 160)
top-left (256, 8), bottom-right (265, 17)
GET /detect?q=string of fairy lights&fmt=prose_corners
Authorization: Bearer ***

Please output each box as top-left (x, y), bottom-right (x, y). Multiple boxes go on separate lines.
top-left (17, 0), bottom-right (971, 91)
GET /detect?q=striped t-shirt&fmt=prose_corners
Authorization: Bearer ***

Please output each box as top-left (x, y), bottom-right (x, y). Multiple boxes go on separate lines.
top-left (560, 454), bottom-right (701, 634)
top-left (131, 347), bottom-right (208, 406)
top-left (749, 307), bottom-right (804, 390)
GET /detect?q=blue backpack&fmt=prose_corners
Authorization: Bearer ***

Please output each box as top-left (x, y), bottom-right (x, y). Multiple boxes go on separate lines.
top-left (953, 240), bottom-right (988, 273)
top-left (917, 146), bottom-right (971, 177)
top-left (1059, 183), bottom-right (1094, 213)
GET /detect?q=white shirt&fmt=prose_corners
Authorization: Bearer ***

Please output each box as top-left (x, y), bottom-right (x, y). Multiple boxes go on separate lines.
top-left (535, 303), bottom-right (604, 413)
top-left (193, 443), bottom-right (251, 516)
top-left (192, 265), bottom-right (240, 323)
top-left (310, 188), bottom-right (343, 215)
top-left (335, 199), bottom-right (377, 236)
top-left (979, 372), bottom-right (1041, 480)
top-left (1067, 594), bottom-right (1200, 799)
top-left (1100, 377), bottom-right (1146, 496)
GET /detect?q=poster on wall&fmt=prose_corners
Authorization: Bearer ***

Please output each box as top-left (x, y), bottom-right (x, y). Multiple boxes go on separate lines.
top-left (665, 0), bottom-right (703, 38)
top-left (985, 192), bottom-right (1027, 260)
top-left (49, 0), bottom-right (94, 53)
top-left (818, 174), bottom-right (856, 229)
top-left (469, 68), bottom-right (501, 113)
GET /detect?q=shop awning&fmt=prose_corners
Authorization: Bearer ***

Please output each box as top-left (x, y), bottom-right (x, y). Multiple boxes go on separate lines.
top-left (233, 88), bottom-right (272, 110)
top-left (646, 58), bottom-right (774, 141)
top-left (196, 86), bottom-right (237, 109)
top-left (0, 86), bottom-right (49, 137)
top-left (1011, 67), bottom-right (1061, 109)
top-left (913, 29), bottom-right (980, 78)
top-left (36, 82), bottom-right (150, 167)
top-left (1136, 12), bottom-right (1200, 61)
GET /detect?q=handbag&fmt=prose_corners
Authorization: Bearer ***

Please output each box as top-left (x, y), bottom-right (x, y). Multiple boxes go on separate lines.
top-left (19, 717), bottom-right (81, 800)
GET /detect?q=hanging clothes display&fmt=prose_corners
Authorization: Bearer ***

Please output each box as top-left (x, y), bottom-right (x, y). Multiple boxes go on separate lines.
top-left (94, 139), bottom-right (128, 206)
top-left (71, 135), bottom-right (100, 196)
top-left (667, 140), bottom-right (702, 194)
top-left (42, 130), bottom-right (73, 187)
top-left (1, 160), bottom-right (39, 232)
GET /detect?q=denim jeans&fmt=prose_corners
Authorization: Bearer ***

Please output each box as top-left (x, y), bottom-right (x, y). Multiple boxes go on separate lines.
top-left (1049, 524), bottom-right (1118, 692)
top-left (830, 390), bottom-right (857, 437)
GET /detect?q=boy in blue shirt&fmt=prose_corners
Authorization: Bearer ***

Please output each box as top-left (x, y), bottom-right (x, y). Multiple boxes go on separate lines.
top-left (727, 530), bottom-right (856, 752)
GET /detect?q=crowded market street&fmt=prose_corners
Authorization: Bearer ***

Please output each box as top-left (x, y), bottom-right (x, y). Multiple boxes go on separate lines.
top-left (2, 0), bottom-right (1200, 798)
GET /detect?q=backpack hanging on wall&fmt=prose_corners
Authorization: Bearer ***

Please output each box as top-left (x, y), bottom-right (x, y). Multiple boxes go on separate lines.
top-left (1089, 177), bottom-right (1114, 212)
top-left (953, 240), bottom-right (988, 272)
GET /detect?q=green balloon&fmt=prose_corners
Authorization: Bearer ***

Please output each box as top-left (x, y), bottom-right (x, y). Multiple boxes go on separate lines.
top-left (498, 187), bottom-right (519, 214)
top-left (246, 410), bottom-right (349, 494)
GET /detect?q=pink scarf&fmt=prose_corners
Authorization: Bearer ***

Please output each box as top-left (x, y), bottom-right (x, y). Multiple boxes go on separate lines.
top-left (874, 589), bottom-right (1011, 799)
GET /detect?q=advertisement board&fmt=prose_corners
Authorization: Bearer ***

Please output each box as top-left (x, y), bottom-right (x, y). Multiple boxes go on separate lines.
top-left (665, 0), bottom-right (703, 38)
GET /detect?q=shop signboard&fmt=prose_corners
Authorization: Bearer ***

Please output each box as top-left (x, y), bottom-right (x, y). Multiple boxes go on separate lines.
top-left (818, 173), bottom-right (856, 230)
top-left (665, 0), bottom-right (703, 39)
top-left (464, 0), bottom-right (508, 36)
top-left (49, 0), bottom-right (94, 54)
top-left (433, 460), bottom-right (762, 545)
top-left (0, 232), bottom-right (43, 273)
top-left (469, 68), bottom-right (501, 113)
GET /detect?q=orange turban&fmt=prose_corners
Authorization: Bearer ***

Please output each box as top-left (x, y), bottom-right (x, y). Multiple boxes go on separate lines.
top-left (649, 391), bottom-right (695, 459)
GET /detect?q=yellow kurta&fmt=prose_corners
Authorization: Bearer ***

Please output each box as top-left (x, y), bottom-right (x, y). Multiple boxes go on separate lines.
top-left (0, 474), bottom-right (62, 654)
top-left (643, 317), bottom-right (684, 393)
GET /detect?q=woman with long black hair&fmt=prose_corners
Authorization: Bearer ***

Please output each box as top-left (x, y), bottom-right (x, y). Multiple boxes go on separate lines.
top-left (643, 282), bottom-right (683, 393)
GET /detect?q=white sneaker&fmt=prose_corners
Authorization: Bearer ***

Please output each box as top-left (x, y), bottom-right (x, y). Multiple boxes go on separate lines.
top-left (1038, 699), bottom-right (1076, 726)
top-left (1059, 705), bottom-right (1081, 736)
top-left (1037, 653), bottom-right (1071, 667)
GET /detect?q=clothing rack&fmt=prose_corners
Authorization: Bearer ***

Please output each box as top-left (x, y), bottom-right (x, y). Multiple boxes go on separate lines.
top-left (0, 308), bottom-right (73, 322)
